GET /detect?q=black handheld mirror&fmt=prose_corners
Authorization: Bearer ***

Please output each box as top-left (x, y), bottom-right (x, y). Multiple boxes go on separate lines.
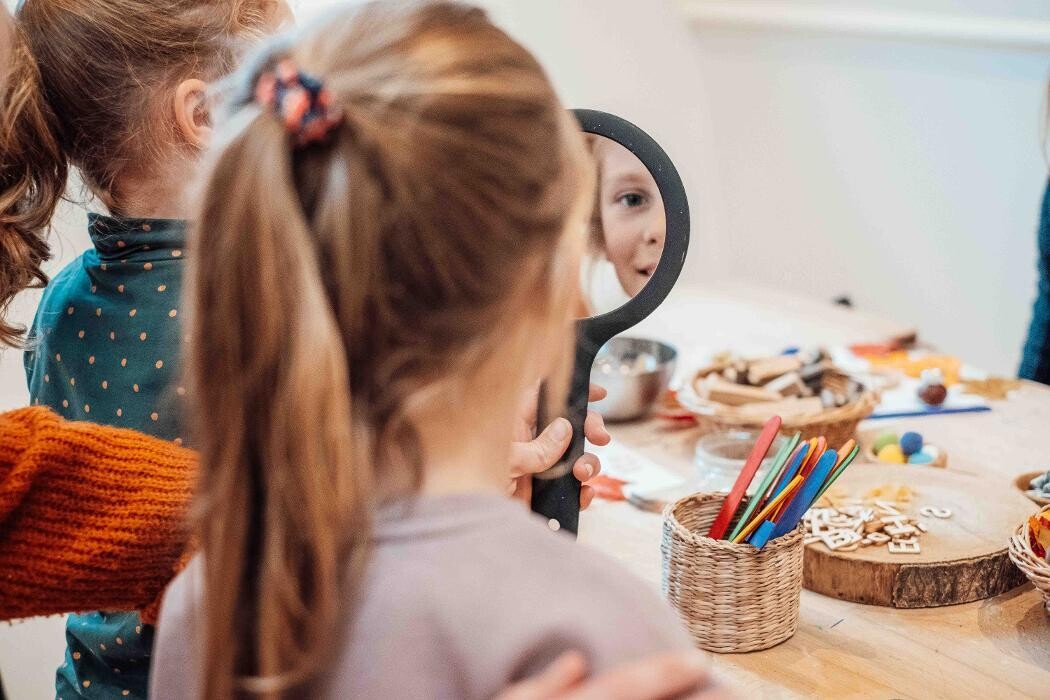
top-left (531, 109), bottom-right (690, 535)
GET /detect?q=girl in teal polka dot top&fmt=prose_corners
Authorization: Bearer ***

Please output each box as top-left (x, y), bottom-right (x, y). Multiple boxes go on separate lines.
top-left (4, 1), bottom-right (285, 697)
top-left (24, 214), bottom-right (188, 699)
top-left (27, 215), bottom-right (186, 441)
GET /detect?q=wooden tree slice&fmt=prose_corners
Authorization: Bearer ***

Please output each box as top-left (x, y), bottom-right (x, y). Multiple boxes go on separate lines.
top-left (802, 463), bottom-right (1037, 608)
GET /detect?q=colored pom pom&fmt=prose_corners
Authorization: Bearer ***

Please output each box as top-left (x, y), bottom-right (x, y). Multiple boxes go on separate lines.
top-left (873, 432), bottom-right (899, 453)
top-left (919, 383), bottom-right (947, 406)
top-left (908, 451), bottom-right (934, 465)
top-left (877, 444), bottom-right (906, 464)
top-left (900, 431), bottom-right (923, 456)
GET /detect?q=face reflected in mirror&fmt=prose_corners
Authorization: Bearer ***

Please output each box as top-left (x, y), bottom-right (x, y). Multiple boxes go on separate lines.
top-left (582, 135), bottom-right (666, 316)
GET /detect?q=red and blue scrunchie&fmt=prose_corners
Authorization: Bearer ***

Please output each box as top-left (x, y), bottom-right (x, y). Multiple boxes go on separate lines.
top-left (254, 59), bottom-right (343, 147)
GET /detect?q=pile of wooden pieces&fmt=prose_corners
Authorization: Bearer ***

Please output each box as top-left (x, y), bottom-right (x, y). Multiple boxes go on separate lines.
top-left (693, 350), bottom-right (866, 421)
top-left (803, 495), bottom-right (952, 555)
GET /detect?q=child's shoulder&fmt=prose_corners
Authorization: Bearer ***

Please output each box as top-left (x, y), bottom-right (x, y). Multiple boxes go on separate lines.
top-left (33, 253), bottom-right (91, 316)
top-left (362, 496), bottom-right (692, 695)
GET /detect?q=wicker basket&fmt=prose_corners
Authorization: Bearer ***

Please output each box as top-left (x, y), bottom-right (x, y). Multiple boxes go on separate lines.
top-left (682, 390), bottom-right (877, 447)
top-left (661, 493), bottom-right (804, 653)
top-left (1008, 504), bottom-right (1050, 614)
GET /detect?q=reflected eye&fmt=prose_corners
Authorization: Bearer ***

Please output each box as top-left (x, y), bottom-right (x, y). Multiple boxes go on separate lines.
top-left (618, 192), bottom-right (647, 208)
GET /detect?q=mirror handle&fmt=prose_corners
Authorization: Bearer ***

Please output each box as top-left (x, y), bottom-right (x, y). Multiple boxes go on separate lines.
top-left (529, 342), bottom-right (593, 535)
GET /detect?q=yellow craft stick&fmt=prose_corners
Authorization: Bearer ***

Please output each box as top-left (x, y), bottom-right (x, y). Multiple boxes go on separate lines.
top-left (731, 474), bottom-right (805, 544)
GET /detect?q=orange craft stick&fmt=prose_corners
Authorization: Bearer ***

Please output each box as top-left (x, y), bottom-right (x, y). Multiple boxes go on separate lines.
top-left (731, 474), bottom-right (805, 544)
top-left (799, 437), bottom-right (826, 479)
top-left (835, 439), bottom-right (856, 468)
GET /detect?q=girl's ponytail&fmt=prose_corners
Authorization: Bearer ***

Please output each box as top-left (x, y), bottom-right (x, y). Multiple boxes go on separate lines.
top-left (0, 19), bottom-right (65, 347)
top-left (191, 99), bottom-right (374, 698)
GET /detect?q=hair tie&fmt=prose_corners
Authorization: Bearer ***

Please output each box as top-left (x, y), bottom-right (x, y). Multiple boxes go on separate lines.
top-left (254, 59), bottom-right (343, 147)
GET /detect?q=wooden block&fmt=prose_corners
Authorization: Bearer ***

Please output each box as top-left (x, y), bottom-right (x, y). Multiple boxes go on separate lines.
top-left (747, 356), bottom-right (803, 385)
top-left (888, 538), bottom-right (922, 554)
top-left (864, 520), bottom-right (886, 534)
top-left (698, 375), bottom-right (781, 406)
top-left (735, 396), bottom-right (824, 422)
top-left (763, 371), bottom-right (805, 397)
top-left (885, 523), bottom-right (918, 538)
top-left (874, 501), bottom-right (901, 515)
top-left (822, 530), bottom-right (862, 551)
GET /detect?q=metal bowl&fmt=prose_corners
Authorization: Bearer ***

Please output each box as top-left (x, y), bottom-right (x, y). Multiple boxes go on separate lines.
top-left (590, 337), bottom-right (677, 422)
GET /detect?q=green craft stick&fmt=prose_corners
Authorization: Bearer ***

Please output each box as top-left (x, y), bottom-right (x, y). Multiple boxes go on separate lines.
top-left (814, 443), bottom-right (861, 501)
top-left (727, 431), bottom-right (801, 541)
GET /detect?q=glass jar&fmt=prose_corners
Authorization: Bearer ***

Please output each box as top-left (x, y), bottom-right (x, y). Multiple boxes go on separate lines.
top-left (693, 430), bottom-right (786, 494)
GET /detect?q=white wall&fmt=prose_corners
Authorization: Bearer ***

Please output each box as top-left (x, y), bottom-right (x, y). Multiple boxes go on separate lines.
top-left (682, 1), bottom-right (1050, 374)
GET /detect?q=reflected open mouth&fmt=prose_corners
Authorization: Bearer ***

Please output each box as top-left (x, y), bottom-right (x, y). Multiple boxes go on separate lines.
top-left (636, 264), bottom-right (657, 278)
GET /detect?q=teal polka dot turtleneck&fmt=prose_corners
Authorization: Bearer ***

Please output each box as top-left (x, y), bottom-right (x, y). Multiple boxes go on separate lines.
top-left (24, 213), bottom-right (188, 700)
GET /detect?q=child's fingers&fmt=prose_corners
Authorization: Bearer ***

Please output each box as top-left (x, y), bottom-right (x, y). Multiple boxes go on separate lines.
top-left (508, 417), bottom-right (572, 478)
top-left (588, 383), bottom-right (608, 402)
top-left (564, 650), bottom-right (715, 700)
top-left (584, 409), bottom-right (611, 446)
top-left (580, 485), bottom-right (595, 510)
top-left (493, 651), bottom-right (589, 700)
top-left (572, 453), bottom-right (601, 483)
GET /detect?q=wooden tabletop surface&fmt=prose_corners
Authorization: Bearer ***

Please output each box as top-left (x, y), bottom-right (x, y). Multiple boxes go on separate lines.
top-left (578, 282), bottom-right (1050, 698)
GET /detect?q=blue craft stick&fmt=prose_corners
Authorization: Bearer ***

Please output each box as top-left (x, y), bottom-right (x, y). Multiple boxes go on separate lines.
top-left (748, 520), bottom-right (776, 548)
top-left (868, 406), bottom-right (991, 420)
top-left (772, 450), bottom-right (839, 539)
top-left (767, 444), bottom-right (809, 502)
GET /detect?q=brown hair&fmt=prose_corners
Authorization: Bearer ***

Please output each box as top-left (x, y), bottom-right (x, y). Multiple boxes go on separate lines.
top-left (188, 1), bottom-right (591, 696)
top-left (0, 0), bottom-right (275, 347)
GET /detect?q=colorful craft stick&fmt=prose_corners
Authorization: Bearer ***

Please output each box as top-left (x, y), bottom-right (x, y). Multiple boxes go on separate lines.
top-left (748, 520), bottom-right (777, 548)
top-left (707, 416), bottom-right (782, 540)
top-left (836, 439), bottom-right (856, 464)
top-left (814, 443), bottom-right (861, 501)
top-left (731, 474), bottom-right (804, 544)
top-left (772, 438), bottom-right (818, 520)
top-left (772, 450), bottom-right (838, 538)
top-left (768, 441), bottom-right (813, 519)
top-left (798, 437), bottom-right (826, 478)
top-left (727, 432), bottom-right (801, 542)
top-left (767, 442), bottom-right (810, 503)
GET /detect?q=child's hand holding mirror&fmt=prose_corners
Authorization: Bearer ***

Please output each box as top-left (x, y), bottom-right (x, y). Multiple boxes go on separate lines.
top-left (510, 384), bottom-right (611, 509)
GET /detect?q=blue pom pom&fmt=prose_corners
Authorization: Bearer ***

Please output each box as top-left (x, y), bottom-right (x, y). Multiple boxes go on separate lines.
top-left (900, 431), bottom-right (923, 456)
top-left (908, 451), bottom-right (934, 465)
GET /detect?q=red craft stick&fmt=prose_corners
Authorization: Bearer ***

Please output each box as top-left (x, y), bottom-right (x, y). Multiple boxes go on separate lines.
top-left (706, 415), bottom-right (783, 539)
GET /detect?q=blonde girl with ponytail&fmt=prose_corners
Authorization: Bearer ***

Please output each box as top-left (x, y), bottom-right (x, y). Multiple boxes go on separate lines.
top-left (152, 2), bottom-right (696, 698)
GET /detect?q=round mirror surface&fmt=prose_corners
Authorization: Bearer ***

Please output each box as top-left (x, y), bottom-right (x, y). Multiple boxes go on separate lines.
top-left (581, 135), bottom-right (667, 317)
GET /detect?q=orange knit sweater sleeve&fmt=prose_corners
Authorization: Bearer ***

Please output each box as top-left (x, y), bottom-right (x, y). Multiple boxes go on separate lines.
top-left (0, 406), bottom-right (196, 623)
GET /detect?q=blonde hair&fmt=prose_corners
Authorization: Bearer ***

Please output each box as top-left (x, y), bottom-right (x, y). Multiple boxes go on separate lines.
top-left (0, 0), bottom-right (274, 347)
top-left (188, 2), bottom-right (592, 697)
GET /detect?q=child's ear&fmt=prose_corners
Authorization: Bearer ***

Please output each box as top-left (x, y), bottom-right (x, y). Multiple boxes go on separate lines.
top-left (174, 78), bottom-right (212, 150)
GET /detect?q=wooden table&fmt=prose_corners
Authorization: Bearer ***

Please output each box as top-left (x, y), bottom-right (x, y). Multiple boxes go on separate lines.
top-left (579, 282), bottom-right (1050, 698)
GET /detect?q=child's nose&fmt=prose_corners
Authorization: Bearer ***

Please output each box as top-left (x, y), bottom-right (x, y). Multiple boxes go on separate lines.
top-left (645, 225), bottom-right (665, 246)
